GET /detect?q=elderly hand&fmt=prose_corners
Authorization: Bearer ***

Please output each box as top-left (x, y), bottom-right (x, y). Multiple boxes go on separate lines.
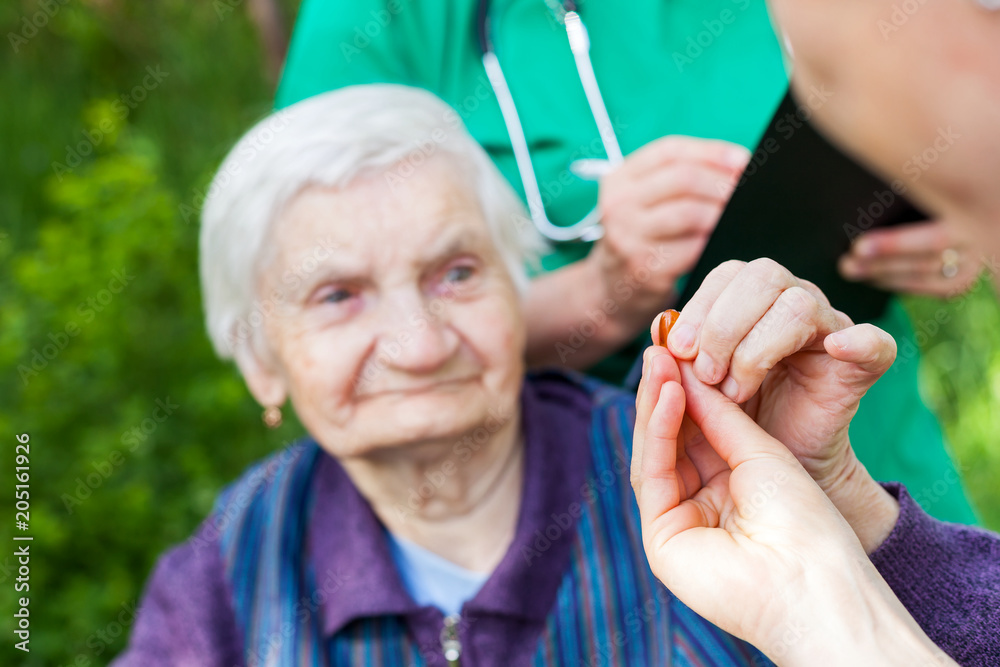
top-left (658, 258), bottom-right (899, 552)
top-left (631, 351), bottom-right (957, 666)
top-left (588, 136), bottom-right (749, 331)
top-left (839, 220), bottom-right (979, 298)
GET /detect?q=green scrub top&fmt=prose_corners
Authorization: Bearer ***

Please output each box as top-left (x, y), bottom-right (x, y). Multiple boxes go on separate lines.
top-left (276, 0), bottom-right (977, 524)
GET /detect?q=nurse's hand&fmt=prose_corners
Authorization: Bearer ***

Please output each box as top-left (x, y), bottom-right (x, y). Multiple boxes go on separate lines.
top-left (658, 258), bottom-right (898, 553)
top-left (590, 136), bottom-right (749, 330)
top-left (631, 352), bottom-right (956, 666)
top-left (839, 219), bottom-right (979, 298)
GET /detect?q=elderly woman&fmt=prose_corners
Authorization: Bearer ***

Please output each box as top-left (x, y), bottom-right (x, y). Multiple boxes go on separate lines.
top-left (114, 86), bottom-right (998, 666)
top-left (272, 0), bottom-right (982, 529)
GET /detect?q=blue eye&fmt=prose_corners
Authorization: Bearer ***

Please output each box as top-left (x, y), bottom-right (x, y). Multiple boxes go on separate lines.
top-left (323, 288), bottom-right (353, 304)
top-left (443, 265), bottom-right (474, 283)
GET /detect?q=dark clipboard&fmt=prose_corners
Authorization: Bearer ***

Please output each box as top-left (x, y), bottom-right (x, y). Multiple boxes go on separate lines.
top-left (677, 88), bottom-right (926, 319)
top-left (624, 88), bottom-right (927, 388)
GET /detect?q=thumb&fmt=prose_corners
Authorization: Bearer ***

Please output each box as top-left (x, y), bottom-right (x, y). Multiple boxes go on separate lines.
top-left (678, 362), bottom-right (798, 469)
top-left (824, 323), bottom-right (897, 388)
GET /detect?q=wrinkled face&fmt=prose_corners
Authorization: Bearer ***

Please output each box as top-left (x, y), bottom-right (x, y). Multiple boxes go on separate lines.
top-left (244, 156), bottom-right (526, 460)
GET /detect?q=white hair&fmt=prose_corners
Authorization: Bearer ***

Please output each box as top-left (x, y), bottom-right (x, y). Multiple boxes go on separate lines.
top-left (199, 84), bottom-right (546, 359)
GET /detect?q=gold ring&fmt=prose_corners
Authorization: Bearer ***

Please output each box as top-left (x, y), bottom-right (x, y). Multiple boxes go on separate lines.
top-left (941, 248), bottom-right (960, 279)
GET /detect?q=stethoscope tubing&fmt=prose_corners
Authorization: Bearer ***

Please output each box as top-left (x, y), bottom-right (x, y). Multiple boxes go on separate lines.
top-left (478, 0), bottom-right (622, 242)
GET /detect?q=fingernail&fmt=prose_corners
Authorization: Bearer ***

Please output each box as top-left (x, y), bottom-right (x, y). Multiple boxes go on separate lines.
top-left (694, 353), bottom-right (721, 384)
top-left (827, 330), bottom-right (849, 352)
top-left (726, 147), bottom-right (751, 170)
top-left (839, 258), bottom-right (864, 280)
top-left (854, 238), bottom-right (877, 258)
top-left (720, 376), bottom-right (740, 401)
top-left (669, 323), bottom-right (696, 353)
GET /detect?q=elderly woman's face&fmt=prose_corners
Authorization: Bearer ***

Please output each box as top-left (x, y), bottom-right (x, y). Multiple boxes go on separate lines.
top-left (249, 156), bottom-right (526, 458)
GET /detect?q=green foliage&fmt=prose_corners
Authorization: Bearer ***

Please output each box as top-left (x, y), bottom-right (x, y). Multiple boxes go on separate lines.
top-left (1, 0), bottom-right (300, 664)
top-left (905, 283), bottom-right (1000, 531)
top-left (0, 0), bottom-right (998, 664)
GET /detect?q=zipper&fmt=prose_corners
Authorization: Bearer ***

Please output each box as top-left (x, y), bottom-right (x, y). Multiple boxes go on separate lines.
top-left (440, 613), bottom-right (462, 666)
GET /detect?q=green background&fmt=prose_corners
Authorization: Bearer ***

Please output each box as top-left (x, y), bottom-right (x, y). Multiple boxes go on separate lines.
top-left (1, 1), bottom-right (998, 665)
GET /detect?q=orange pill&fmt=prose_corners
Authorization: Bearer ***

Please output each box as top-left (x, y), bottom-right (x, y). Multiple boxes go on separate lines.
top-left (657, 309), bottom-right (680, 348)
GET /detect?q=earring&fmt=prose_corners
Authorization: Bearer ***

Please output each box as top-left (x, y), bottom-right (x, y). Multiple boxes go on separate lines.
top-left (262, 405), bottom-right (282, 429)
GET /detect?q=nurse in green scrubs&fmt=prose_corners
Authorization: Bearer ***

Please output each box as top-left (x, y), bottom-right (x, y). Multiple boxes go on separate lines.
top-left (275, 0), bottom-right (978, 524)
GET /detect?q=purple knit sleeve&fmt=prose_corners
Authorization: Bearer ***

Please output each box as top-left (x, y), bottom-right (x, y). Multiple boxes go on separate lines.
top-left (870, 483), bottom-right (1000, 666)
top-left (110, 524), bottom-right (245, 667)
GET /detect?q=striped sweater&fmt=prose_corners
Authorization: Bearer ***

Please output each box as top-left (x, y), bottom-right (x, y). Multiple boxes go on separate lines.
top-left (113, 370), bottom-right (1000, 666)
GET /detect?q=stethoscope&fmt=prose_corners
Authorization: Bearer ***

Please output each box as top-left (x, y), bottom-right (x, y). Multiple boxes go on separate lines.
top-left (477, 0), bottom-right (622, 242)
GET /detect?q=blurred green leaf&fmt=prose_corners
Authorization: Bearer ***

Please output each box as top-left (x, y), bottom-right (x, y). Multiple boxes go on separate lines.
top-left (0, 1), bottom-right (299, 663)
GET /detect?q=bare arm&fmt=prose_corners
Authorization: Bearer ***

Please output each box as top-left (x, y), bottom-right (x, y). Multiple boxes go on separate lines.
top-left (522, 252), bottom-right (670, 370)
top-left (523, 136), bottom-right (750, 371)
